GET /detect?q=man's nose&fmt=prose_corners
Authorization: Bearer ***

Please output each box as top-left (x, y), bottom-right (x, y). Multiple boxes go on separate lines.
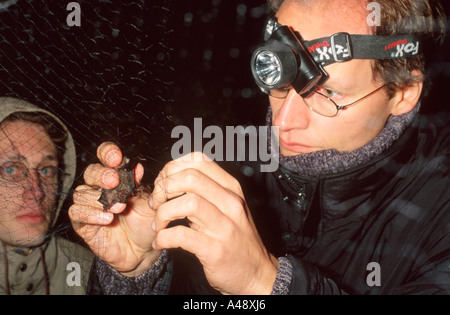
top-left (273, 90), bottom-right (312, 131)
top-left (23, 171), bottom-right (45, 202)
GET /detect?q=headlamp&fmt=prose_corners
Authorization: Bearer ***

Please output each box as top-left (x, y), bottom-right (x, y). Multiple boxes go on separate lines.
top-left (251, 22), bottom-right (328, 97)
top-left (251, 17), bottom-right (421, 98)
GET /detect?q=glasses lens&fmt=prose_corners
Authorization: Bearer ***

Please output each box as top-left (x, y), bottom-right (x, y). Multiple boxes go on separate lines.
top-left (254, 50), bottom-right (282, 87)
top-left (304, 93), bottom-right (338, 117)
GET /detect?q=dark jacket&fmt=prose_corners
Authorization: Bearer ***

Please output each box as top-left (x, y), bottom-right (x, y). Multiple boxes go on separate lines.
top-left (169, 112), bottom-right (450, 295)
top-left (255, 113), bottom-right (449, 294)
top-left (92, 112), bottom-right (449, 295)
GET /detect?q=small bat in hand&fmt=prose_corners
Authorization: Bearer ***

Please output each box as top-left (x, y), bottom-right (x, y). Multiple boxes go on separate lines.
top-left (98, 156), bottom-right (146, 210)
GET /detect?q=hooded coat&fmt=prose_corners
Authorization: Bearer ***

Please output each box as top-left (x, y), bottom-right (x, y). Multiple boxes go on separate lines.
top-left (0, 97), bottom-right (94, 295)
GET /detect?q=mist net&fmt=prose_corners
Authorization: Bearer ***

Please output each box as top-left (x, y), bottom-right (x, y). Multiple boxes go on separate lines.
top-left (0, 0), bottom-right (174, 294)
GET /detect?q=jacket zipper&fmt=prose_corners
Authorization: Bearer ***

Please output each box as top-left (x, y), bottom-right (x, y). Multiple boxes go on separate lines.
top-left (279, 172), bottom-right (308, 210)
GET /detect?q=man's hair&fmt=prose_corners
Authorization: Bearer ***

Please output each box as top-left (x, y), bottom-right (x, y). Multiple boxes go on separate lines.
top-left (267, 0), bottom-right (447, 98)
top-left (1, 111), bottom-right (67, 167)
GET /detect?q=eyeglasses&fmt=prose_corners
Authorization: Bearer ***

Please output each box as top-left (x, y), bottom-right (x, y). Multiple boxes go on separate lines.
top-left (0, 161), bottom-right (58, 183)
top-left (266, 84), bottom-right (387, 117)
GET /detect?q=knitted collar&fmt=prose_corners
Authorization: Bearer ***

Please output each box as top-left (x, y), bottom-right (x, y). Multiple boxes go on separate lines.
top-left (267, 104), bottom-right (419, 177)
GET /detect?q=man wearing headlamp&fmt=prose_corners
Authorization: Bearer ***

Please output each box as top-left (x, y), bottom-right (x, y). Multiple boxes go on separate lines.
top-left (71, 0), bottom-right (449, 295)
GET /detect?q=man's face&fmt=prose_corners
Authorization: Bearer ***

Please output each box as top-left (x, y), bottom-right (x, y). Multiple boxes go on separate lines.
top-left (271, 0), bottom-right (397, 156)
top-left (0, 120), bottom-right (59, 248)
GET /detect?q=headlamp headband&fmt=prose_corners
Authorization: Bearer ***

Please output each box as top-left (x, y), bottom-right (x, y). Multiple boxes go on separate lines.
top-left (251, 17), bottom-right (422, 97)
top-left (265, 17), bottom-right (422, 66)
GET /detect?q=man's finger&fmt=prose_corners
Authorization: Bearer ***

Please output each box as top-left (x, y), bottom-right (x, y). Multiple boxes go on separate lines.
top-left (69, 203), bottom-right (114, 226)
top-left (152, 168), bottom-right (215, 208)
top-left (153, 225), bottom-right (212, 260)
top-left (97, 142), bottom-right (123, 168)
top-left (162, 152), bottom-right (244, 198)
top-left (153, 192), bottom-right (229, 234)
top-left (96, 142), bottom-right (144, 187)
top-left (135, 163), bottom-right (144, 186)
top-left (73, 185), bottom-right (103, 207)
top-left (83, 163), bottom-right (120, 189)
top-left (152, 168), bottom-right (244, 220)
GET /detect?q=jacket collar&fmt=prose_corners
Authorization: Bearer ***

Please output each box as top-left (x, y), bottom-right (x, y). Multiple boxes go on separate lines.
top-left (275, 116), bottom-right (420, 219)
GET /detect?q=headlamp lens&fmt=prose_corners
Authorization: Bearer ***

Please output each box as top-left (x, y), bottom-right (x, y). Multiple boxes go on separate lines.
top-left (254, 50), bottom-right (282, 87)
top-left (252, 23), bottom-right (330, 99)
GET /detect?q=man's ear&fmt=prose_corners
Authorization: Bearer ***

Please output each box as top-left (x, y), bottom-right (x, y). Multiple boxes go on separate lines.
top-left (390, 70), bottom-right (424, 116)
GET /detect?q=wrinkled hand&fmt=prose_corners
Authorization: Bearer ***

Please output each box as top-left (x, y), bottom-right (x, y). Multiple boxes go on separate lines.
top-left (69, 142), bottom-right (160, 277)
top-left (151, 152), bottom-right (278, 295)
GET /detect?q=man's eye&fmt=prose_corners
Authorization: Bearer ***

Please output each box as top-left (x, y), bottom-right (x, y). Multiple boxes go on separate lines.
top-left (3, 166), bottom-right (19, 176)
top-left (4, 166), bottom-right (17, 175)
top-left (0, 163), bottom-right (25, 180)
top-left (316, 87), bottom-right (341, 99)
top-left (325, 89), bottom-right (338, 98)
top-left (39, 166), bottom-right (57, 178)
top-left (322, 88), bottom-right (339, 98)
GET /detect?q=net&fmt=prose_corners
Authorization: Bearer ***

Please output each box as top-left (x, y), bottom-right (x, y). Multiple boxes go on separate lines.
top-left (0, 0), bottom-right (174, 294)
top-left (0, 0), bottom-right (447, 295)
top-left (0, 0), bottom-right (174, 174)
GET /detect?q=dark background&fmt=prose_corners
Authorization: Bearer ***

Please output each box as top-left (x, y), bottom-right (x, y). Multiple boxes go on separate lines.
top-left (172, 0), bottom-right (450, 122)
top-left (0, 0), bottom-right (175, 176)
top-left (172, 0), bottom-right (269, 129)
top-left (0, 0), bottom-right (448, 240)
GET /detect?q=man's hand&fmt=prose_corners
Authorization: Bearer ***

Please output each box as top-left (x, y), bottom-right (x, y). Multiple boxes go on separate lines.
top-left (69, 142), bottom-right (160, 277)
top-left (151, 152), bottom-right (278, 295)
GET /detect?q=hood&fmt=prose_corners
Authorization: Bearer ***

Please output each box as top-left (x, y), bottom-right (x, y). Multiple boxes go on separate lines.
top-left (0, 97), bottom-right (76, 228)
